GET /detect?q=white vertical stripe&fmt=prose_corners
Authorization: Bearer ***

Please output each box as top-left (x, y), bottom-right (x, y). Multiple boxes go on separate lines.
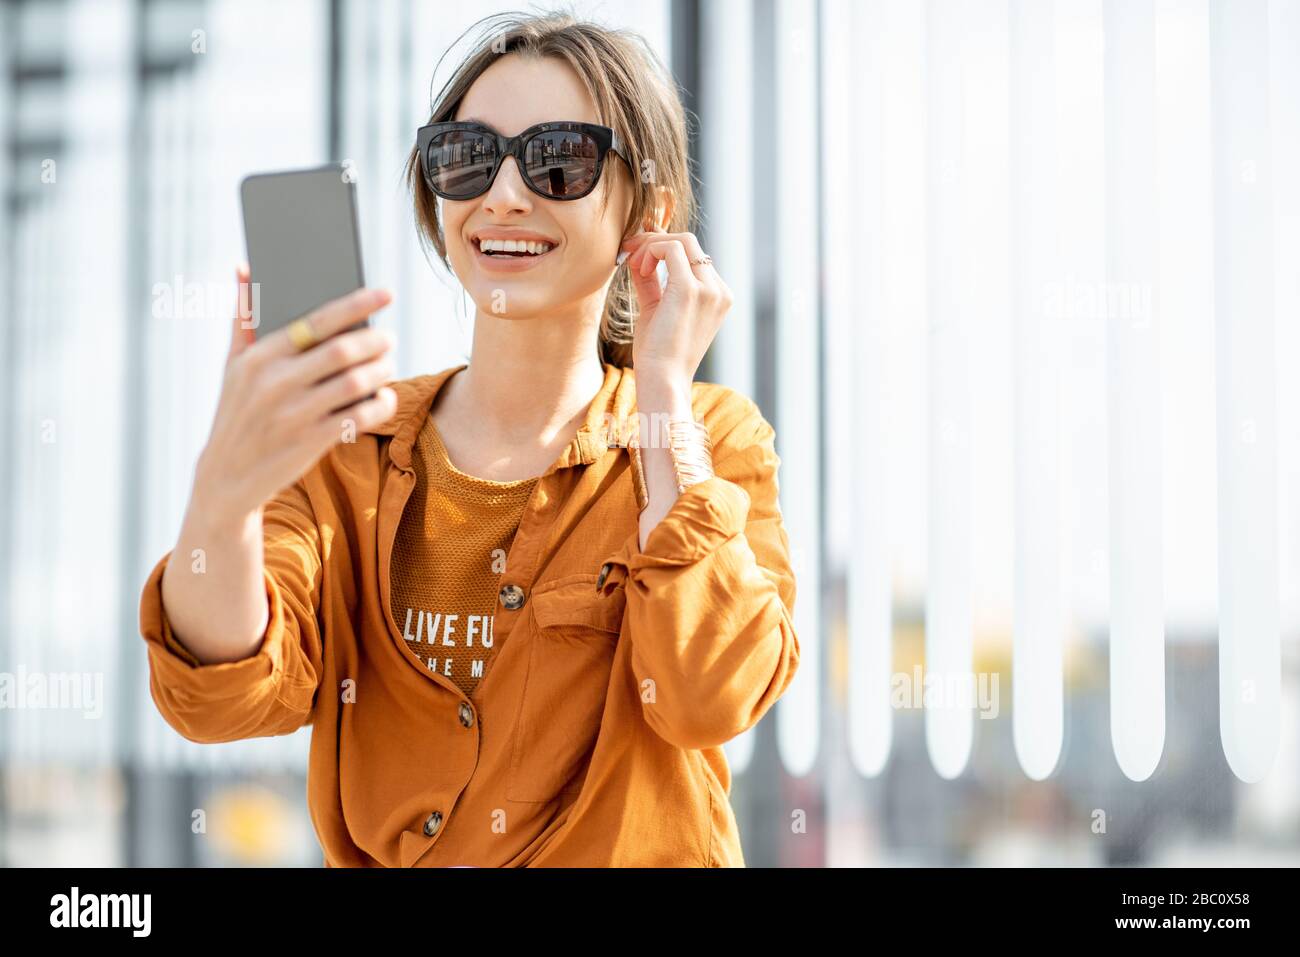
top-left (1155, 0), bottom-right (1218, 641)
top-left (1272, 0), bottom-right (1300, 659)
top-left (774, 0), bottom-right (822, 778)
top-left (12, 195), bottom-right (57, 759)
top-left (924, 0), bottom-right (974, 780)
top-left (701, 0), bottom-right (755, 404)
top-left (965, 0), bottom-right (1014, 764)
top-left (878, 0), bottom-right (929, 725)
top-left (832, 0), bottom-right (893, 779)
top-left (1054, 0), bottom-right (1110, 638)
top-left (1104, 0), bottom-right (1165, 782)
top-left (1009, 0), bottom-right (1065, 782)
top-left (1209, 0), bottom-right (1281, 783)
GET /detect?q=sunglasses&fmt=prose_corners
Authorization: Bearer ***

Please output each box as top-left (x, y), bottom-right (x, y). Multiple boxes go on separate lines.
top-left (416, 120), bottom-right (627, 202)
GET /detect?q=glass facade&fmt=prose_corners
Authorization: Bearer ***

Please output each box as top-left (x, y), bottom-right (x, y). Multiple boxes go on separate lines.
top-left (1, 0), bottom-right (1297, 868)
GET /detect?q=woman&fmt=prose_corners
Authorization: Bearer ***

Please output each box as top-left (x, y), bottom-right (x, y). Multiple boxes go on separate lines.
top-left (139, 12), bottom-right (800, 867)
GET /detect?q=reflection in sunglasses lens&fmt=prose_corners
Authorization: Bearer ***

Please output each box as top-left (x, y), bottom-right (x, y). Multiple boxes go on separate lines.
top-left (428, 130), bottom-right (497, 198)
top-left (524, 130), bottom-right (599, 198)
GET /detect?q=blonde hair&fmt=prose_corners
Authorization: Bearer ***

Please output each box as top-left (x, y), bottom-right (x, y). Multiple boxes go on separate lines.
top-left (404, 10), bottom-right (697, 368)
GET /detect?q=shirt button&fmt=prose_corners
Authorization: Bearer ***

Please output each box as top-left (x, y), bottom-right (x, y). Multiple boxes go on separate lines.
top-left (458, 701), bottom-right (474, 728)
top-left (423, 811), bottom-right (443, 837)
top-left (499, 583), bottom-right (526, 610)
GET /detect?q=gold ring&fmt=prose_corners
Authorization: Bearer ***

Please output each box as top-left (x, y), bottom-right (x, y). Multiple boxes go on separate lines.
top-left (286, 317), bottom-right (318, 352)
top-left (688, 255), bottom-right (713, 267)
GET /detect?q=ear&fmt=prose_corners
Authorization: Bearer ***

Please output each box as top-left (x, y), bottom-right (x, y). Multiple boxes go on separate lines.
top-left (645, 185), bottom-right (675, 231)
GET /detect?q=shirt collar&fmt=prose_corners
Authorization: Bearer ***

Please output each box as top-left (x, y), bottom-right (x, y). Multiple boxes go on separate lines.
top-left (367, 361), bottom-right (641, 475)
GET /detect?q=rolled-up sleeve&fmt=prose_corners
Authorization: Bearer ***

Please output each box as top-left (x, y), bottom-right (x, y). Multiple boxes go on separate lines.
top-left (599, 395), bottom-right (800, 750)
top-left (138, 478), bottom-right (325, 744)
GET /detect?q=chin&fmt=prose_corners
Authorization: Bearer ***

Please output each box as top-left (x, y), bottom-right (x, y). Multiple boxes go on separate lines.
top-left (469, 292), bottom-right (549, 319)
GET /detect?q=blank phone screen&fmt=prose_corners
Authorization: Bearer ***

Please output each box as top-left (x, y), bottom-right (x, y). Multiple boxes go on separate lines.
top-left (240, 165), bottom-right (366, 339)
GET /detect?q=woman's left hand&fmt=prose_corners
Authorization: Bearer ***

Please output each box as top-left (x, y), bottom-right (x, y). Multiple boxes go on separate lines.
top-left (621, 227), bottom-right (734, 386)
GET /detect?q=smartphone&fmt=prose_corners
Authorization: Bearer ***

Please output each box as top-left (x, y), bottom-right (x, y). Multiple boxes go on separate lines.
top-left (239, 163), bottom-right (369, 342)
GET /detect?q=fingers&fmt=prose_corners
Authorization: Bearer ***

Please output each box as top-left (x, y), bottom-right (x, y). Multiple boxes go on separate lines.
top-left (634, 238), bottom-right (699, 295)
top-left (257, 384), bottom-right (398, 496)
top-left (227, 264), bottom-right (256, 363)
top-left (303, 384), bottom-right (399, 450)
top-left (621, 226), bottom-right (661, 278)
top-left (254, 286), bottom-right (393, 362)
top-left (281, 349), bottom-right (397, 423)
top-left (621, 228), bottom-right (694, 266)
top-left (641, 238), bottom-right (695, 281)
top-left (623, 232), bottom-right (734, 317)
top-left (282, 324), bottom-right (396, 391)
top-left (623, 229), bottom-right (722, 286)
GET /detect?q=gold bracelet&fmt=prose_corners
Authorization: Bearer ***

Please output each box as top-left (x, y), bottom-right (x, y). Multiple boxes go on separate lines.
top-left (664, 418), bottom-right (715, 494)
top-left (630, 440), bottom-right (650, 513)
top-left (628, 416), bottom-right (714, 512)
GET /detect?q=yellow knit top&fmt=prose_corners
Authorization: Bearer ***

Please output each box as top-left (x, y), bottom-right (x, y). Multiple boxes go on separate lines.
top-left (389, 412), bottom-right (540, 699)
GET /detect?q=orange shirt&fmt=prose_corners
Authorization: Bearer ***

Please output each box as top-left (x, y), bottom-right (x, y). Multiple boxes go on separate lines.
top-left (137, 362), bottom-right (800, 866)
top-left (390, 408), bottom-right (539, 699)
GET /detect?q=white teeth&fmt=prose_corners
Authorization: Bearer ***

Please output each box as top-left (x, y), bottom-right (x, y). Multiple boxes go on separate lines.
top-left (478, 237), bottom-right (554, 255)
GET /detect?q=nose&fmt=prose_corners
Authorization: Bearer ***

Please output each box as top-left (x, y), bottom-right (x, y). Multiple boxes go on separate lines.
top-left (481, 155), bottom-right (533, 216)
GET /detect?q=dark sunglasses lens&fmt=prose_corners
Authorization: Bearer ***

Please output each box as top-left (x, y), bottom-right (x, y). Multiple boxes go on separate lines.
top-left (425, 129), bottom-right (497, 198)
top-left (523, 130), bottom-right (601, 198)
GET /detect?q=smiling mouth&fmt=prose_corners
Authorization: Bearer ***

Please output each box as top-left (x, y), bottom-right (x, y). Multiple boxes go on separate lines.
top-left (475, 237), bottom-right (557, 258)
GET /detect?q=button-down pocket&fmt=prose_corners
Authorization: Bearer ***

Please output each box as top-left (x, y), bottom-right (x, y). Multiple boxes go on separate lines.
top-left (506, 574), bottom-right (625, 804)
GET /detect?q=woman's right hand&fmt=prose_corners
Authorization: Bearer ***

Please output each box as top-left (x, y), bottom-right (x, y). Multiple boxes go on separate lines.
top-left (192, 264), bottom-right (399, 528)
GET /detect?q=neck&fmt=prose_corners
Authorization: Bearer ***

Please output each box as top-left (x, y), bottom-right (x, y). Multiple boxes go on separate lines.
top-left (447, 305), bottom-right (609, 445)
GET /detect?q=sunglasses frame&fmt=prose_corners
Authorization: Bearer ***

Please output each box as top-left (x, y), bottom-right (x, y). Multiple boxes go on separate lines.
top-left (416, 120), bottom-right (627, 202)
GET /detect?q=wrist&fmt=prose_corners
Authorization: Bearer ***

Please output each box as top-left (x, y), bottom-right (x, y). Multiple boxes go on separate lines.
top-left (634, 370), bottom-right (694, 422)
top-left (632, 374), bottom-right (715, 501)
top-left (184, 494), bottom-right (262, 547)
top-left (189, 458), bottom-right (261, 541)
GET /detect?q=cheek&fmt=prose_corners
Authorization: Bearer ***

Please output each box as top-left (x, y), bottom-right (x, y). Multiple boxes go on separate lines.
top-left (441, 204), bottom-right (470, 258)
top-left (553, 238), bottom-right (616, 294)
top-left (557, 205), bottom-right (621, 269)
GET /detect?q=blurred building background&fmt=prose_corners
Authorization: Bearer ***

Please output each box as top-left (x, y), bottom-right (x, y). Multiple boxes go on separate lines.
top-left (1, 0), bottom-right (1298, 867)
